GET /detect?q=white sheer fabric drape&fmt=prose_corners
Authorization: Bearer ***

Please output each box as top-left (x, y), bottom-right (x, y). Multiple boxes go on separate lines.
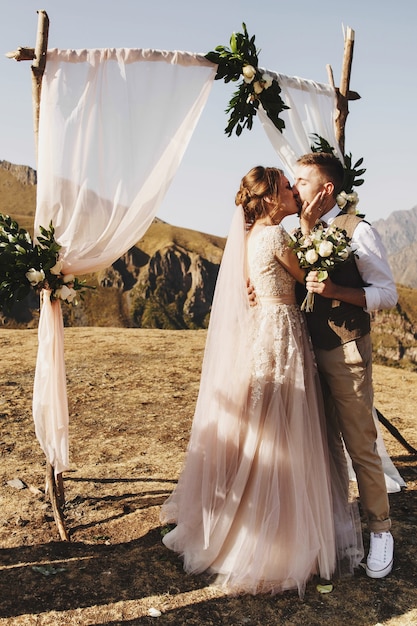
top-left (33, 48), bottom-right (216, 474)
top-left (258, 72), bottom-right (343, 177)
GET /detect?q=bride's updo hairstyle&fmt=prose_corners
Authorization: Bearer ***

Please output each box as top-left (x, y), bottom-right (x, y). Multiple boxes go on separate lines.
top-left (235, 166), bottom-right (283, 227)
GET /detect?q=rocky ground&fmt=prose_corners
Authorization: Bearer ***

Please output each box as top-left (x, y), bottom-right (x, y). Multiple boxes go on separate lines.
top-left (0, 327), bottom-right (417, 625)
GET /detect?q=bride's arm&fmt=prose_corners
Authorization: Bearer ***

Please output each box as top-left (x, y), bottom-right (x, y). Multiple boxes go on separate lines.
top-left (276, 245), bottom-right (306, 284)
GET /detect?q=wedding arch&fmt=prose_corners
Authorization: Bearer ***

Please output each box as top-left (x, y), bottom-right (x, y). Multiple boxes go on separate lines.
top-left (8, 11), bottom-right (405, 540)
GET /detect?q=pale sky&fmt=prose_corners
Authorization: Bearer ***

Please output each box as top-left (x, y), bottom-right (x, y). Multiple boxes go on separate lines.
top-left (1, 0), bottom-right (416, 236)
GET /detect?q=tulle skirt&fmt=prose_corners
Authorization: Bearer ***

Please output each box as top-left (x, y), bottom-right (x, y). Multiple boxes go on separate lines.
top-left (160, 303), bottom-right (363, 597)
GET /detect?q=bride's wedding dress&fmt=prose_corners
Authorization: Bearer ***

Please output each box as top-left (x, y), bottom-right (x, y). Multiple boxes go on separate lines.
top-left (160, 210), bottom-right (363, 597)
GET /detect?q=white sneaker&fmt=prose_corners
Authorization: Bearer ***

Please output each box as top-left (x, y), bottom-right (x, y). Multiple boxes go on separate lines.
top-left (366, 531), bottom-right (394, 578)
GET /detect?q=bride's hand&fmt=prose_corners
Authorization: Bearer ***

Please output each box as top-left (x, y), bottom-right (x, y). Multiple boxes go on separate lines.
top-left (300, 191), bottom-right (326, 234)
top-left (247, 279), bottom-right (257, 307)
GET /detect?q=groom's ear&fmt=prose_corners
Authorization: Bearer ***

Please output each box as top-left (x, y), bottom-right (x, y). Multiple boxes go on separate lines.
top-left (323, 181), bottom-right (334, 196)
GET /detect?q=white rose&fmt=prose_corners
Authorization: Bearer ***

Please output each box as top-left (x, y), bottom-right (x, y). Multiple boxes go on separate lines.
top-left (262, 72), bottom-right (273, 89)
top-left (242, 64), bottom-right (256, 83)
top-left (63, 273), bottom-right (75, 284)
top-left (253, 80), bottom-right (264, 95)
top-left (65, 287), bottom-right (77, 303)
top-left (346, 191), bottom-right (359, 204)
top-left (346, 191), bottom-right (360, 214)
top-left (339, 246), bottom-right (351, 260)
top-left (25, 268), bottom-right (45, 286)
top-left (318, 241), bottom-right (334, 257)
top-left (305, 249), bottom-right (319, 264)
top-left (336, 192), bottom-right (348, 209)
top-left (312, 228), bottom-right (325, 243)
top-left (55, 284), bottom-right (71, 301)
top-left (50, 260), bottom-right (64, 275)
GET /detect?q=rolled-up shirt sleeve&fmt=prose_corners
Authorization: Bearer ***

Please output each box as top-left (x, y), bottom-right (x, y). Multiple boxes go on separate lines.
top-left (352, 221), bottom-right (398, 312)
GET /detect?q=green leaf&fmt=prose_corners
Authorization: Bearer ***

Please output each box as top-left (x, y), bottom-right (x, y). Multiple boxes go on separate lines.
top-left (230, 32), bottom-right (237, 53)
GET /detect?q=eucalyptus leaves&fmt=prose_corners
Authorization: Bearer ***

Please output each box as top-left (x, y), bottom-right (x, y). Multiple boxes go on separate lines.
top-left (205, 23), bottom-right (288, 137)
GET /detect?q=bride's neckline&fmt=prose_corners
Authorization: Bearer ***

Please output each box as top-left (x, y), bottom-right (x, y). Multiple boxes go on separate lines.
top-left (249, 221), bottom-right (281, 235)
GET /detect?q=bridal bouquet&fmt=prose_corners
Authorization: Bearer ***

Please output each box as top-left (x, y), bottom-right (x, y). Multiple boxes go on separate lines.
top-left (289, 223), bottom-right (355, 312)
top-left (0, 213), bottom-right (93, 313)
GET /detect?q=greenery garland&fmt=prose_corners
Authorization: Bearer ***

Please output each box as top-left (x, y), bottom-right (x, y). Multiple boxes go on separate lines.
top-left (205, 23), bottom-right (288, 137)
top-left (310, 134), bottom-right (366, 215)
top-left (0, 213), bottom-right (92, 313)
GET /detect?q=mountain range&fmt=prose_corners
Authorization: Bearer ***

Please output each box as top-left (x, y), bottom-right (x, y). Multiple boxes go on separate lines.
top-left (373, 207), bottom-right (417, 289)
top-left (1, 160), bottom-right (416, 370)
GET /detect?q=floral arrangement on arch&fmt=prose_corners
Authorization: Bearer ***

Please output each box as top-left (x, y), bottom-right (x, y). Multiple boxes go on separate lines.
top-left (0, 213), bottom-right (93, 313)
top-left (289, 222), bottom-right (356, 312)
top-left (205, 23), bottom-right (288, 137)
top-left (310, 134), bottom-right (366, 216)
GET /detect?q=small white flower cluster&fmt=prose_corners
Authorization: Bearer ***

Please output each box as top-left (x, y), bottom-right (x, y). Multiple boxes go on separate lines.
top-left (336, 190), bottom-right (360, 215)
top-left (242, 64), bottom-right (274, 101)
top-left (0, 213), bottom-right (91, 311)
top-left (25, 261), bottom-right (78, 303)
top-left (301, 229), bottom-right (351, 267)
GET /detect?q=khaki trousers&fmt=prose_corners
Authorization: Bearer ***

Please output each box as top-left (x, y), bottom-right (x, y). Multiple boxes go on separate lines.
top-left (314, 335), bottom-right (391, 533)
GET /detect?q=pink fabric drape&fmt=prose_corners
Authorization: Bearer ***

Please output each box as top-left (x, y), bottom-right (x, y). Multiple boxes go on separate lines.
top-left (33, 48), bottom-right (216, 474)
top-left (258, 71), bottom-right (343, 176)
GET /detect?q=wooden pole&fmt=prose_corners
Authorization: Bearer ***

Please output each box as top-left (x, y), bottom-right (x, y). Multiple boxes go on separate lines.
top-left (31, 9), bottom-right (49, 164)
top-left (7, 10), bottom-right (70, 541)
top-left (46, 463), bottom-right (70, 541)
top-left (31, 10), bottom-right (70, 541)
top-left (333, 26), bottom-right (355, 156)
top-left (376, 409), bottom-right (417, 455)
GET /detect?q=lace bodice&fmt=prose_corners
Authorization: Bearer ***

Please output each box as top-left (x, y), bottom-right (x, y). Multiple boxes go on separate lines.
top-left (246, 225), bottom-right (295, 299)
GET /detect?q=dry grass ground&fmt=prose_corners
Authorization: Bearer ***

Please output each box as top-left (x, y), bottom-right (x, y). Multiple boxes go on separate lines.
top-left (0, 328), bottom-right (417, 626)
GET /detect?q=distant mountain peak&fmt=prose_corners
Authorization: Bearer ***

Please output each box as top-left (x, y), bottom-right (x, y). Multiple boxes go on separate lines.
top-left (0, 160), bottom-right (37, 186)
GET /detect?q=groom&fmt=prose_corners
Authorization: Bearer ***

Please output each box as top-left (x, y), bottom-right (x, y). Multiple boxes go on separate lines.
top-left (293, 152), bottom-right (398, 579)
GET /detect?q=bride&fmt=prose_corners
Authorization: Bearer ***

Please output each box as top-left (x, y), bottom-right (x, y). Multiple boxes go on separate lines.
top-left (160, 166), bottom-right (363, 597)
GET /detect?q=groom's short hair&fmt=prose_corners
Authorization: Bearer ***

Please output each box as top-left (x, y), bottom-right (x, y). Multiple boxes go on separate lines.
top-left (297, 152), bottom-right (345, 196)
